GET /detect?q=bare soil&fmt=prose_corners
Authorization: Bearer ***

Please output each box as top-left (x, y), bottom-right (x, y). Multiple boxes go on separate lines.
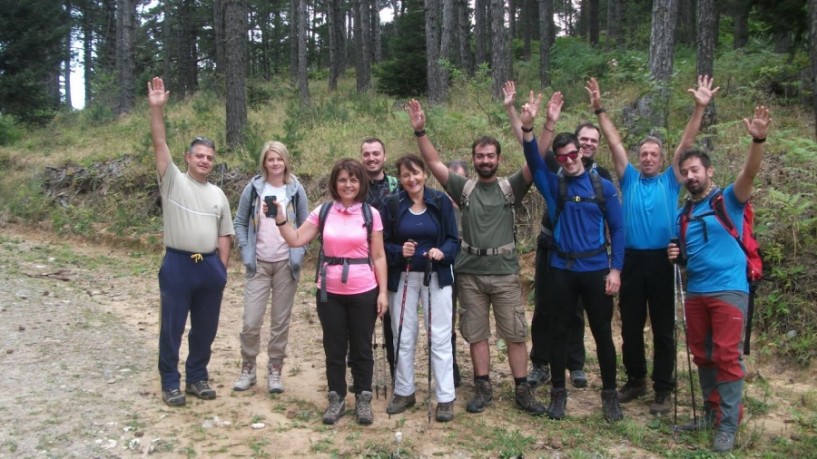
top-left (0, 224), bottom-right (813, 458)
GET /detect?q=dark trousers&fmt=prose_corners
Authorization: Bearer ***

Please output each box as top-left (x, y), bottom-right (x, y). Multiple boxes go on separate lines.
top-left (529, 238), bottom-right (586, 370)
top-left (383, 309), bottom-right (395, 378)
top-left (158, 249), bottom-right (227, 390)
top-left (548, 268), bottom-right (617, 390)
top-left (619, 249), bottom-right (676, 392)
top-left (318, 288), bottom-right (378, 397)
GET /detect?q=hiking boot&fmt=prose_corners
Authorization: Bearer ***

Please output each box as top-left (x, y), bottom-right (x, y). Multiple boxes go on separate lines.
top-left (435, 401), bottom-right (455, 422)
top-left (570, 370), bottom-right (588, 388)
top-left (233, 361), bottom-right (257, 391)
top-left (186, 381), bottom-right (216, 400)
top-left (268, 362), bottom-right (284, 394)
top-left (466, 379), bottom-right (493, 413)
top-left (355, 391), bottom-right (373, 425)
top-left (527, 363), bottom-right (550, 389)
top-left (515, 382), bottom-right (546, 416)
top-left (617, 378), bottom-right (647, 403)
top-left (649, 390), bottom-right (673, 415)
top-left (546, 388), bottom-right (568, 420)
top-left (601, 389), bottom-right (624, 422)
top-left (322, 391), bottom-right (345, 425)
top-left (386, 393), bottom-right (417, 415)
top-left (712, 430), bottom-right (736, 452)
top-left (162, 388), bottom-right (186, 407)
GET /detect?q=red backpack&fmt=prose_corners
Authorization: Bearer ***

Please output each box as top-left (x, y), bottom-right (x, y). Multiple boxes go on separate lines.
top-left (679, 189), bottom-right (763, 285)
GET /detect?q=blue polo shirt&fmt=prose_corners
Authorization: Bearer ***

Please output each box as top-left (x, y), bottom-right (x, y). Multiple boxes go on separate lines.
top-left (620, 163), bottom-right (681, 249)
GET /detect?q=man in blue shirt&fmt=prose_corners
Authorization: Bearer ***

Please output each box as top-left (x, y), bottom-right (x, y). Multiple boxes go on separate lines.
top-left (587, 76), bottom-right (719, 415)
top-left (518, 93), bottom-right (626, 422)
top-left (668, 105), bottom-right (770, 452)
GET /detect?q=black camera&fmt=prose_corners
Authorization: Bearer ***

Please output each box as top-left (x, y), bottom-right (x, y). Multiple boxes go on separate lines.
top-left (264, 195), bottom-right (277, 218)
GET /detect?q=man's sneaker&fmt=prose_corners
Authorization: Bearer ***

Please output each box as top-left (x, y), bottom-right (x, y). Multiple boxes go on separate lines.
top-left (649, 390), bottom-right (673, 415)
top-left (268, 362), bottom-right (284, 394)
top-left (162, 388), bottom-right (186, 407)
top-left (527, 363), bottom-right (550, 389)
top-left (546, 388), bottom-right (568, 420)
top-left (322, 391), bottom-right (346, 425)
top-left (186, 381), bottom-right (216, 400)
top-left (435, 401), bottom-right (455, 422)
top-left (617, 378), bottom-right (647, 403)
top-left (712, 430), bottom-right (736, 452)
top-left (233, 361), bottom-right (257, 391)
top-left (601, 389), bottom-right (624, 422)
top-left (569, 370), bottom-right (588, 388)
top-left (515, 382), bottom-right (546, 416)
top-left (386, 393), bottom-right (417, 414)
top-left (466, 379), bottom-right (493, 413)
top-left (355, 391), bottom-right (373, 425)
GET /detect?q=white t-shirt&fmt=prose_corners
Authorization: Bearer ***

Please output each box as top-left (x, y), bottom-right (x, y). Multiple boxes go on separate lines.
top-left (256, 183), bottom-right (290, 262)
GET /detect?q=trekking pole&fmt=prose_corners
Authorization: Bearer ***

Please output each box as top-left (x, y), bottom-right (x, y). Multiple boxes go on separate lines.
top-left (672, 254), bottom-right (681, 430)
top-left (424, 253), bottom-right (434, 424)
top-left (373, 324), bottom-right (385, 399)
top-left (391, 240), bottom-right (414, 417)
top-left (676, 262), bottom-right (699, 428)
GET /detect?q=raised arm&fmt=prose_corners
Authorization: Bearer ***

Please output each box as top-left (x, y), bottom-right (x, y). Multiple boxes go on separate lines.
top-left (733, 106), bottom-right (771, 203)
top-left (503, 81), bottom-right (524, 144)
top-left (587, 77), bottom-right (628, 178)
top-left (672, 75), bottom-right (720, 182)
top-left (147, 77), bottom-right (172, 179)
top-left (408, 99), bottom-right (450, 186)
top-left (536, 91), bottom-right (563, 158)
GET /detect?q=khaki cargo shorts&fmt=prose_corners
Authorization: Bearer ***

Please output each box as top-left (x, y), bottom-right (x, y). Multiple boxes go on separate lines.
top-left (457, 273), bottom-right (528, 343)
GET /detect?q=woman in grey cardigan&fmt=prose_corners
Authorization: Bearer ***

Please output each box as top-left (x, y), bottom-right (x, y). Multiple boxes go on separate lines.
top-left (233, 140), bottom-right (309, 393)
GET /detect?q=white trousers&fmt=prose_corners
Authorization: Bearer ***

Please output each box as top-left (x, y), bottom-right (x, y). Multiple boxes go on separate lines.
top-left (390, 271), bottom-right (455, 403)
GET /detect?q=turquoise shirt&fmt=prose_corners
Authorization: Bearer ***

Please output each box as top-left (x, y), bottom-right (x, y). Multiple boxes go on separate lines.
top-left (620, 163), bottom-right (681, 249)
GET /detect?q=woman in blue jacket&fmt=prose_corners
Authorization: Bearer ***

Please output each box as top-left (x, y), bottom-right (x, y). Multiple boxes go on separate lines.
top-left (381, 154), bottom-right (459, 422)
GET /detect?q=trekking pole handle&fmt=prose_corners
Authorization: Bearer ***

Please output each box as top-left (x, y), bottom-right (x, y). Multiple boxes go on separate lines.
top-left (423, 252), bottom-right (433, 287)
top-left (403, 239), bottom-right (416, 261)
top-left (669, 238), bottom-right (680, 265)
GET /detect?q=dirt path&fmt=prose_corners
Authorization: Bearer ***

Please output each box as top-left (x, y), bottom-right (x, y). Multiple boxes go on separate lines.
top-left (0, 225), bottom-right (813, 458)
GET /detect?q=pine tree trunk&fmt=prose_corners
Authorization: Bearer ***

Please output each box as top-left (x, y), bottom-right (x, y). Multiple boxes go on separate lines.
top-left (81, 4), bottom-right (93, 107)
top-left (642, 0), bottom-right (678, 131)
top-left (456, 0), bottom-right (472, 72)
top-left (63, 0), bottom-right (73, 110)
top-left (697, 0), bottom-right (717, 128)
top-left (115, 0), bottom-right (136, 114)
top-left (297, 0), bottom-right (310, 104)
top-left (474, 0), bottom-right (487, 67)
top-left (328, 0), bottom-right (342, 90)
top-left (490, 0), bottom-right (509, 100)
top-left (289, 0), bottom-right (298, 82)
top-left (588, 0), bottom-right (599, 46)
top-left (224, 0), bottom-right (247, 148)
top-left (731, 0), bottom-right (751, 49)
top-left (426, 0), bottom-right (444, 103)
top-left (809, 0), bottom-right (817, 139)
top-left (538, 0), bottom-right (552, 88)
top-left (606, 0), bottom-right (622, 49)
top-left (213, 0), bottom-right (226, 77)
top-left (355, 0), bottom-right (372, 92)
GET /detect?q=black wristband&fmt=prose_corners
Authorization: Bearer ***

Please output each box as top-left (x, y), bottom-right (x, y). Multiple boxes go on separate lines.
top-left (594, 107), bottom-right (606, 115)
top-left (414, 129), bottom-right (426, 137)
top-left (752, 137), bottom-right (766, 144)
top-left (276, 219), bottom-right (288, 227)
top-left (521, 126), bottom-right (534, 133)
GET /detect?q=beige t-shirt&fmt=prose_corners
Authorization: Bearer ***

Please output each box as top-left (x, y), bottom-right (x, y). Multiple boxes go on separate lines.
top-left (159, 162), bottom-right (234, 253)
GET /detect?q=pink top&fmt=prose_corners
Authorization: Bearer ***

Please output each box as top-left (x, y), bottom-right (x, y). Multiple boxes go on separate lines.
top-left (307, 201), bottom-right (383, 295)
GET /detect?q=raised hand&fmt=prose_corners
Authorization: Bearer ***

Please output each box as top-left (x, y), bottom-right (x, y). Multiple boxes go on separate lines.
top-left (688, 75), bottom-right (720, 107)
top-left (520, 92), bottom-right (543, 127)
top-left (743, 106), bottom-right (772, 140)
top-left (408, 99), bottom-right (426, 132)
top-left (503, 81), bottom-right (516, 108)
top-left (147, 77), bottom-right (169, 108)
top-left (585, 78), bottom-right (602, 111)
top-left (545, 91), bottom-right (564, 124)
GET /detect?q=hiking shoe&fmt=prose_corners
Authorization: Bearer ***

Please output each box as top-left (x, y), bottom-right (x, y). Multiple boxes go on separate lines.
top-left (675, 418), bottom-right (713, 432)
top-left (322, 391), bottom-right (346, 425)
top-left (386, 393), bottom-right (417, 414)
top-left (649, 390), bottom-right (673, 415)
top-left (546, 388), bottom-right (568, 420)
top-left (515, 382), bottom-right (546, 416)
top-left (570, 370), bottom-right (588, 388)
top-left (527, 363), bottom-right (550, 388)
top-left (233, 361), bottom-right (257, 391)
top-left (712, 430), bottom-right (736, 452)
top-left (162, 388), bottom-right (186, 407)
top-left (466, 379), bottom-right (493, 413)
top-left (601, 389), bottom-right (624, 422)
top-left (355, 391), bottom-right (373, 425)
top-left (435, 401), bottom-right (455, 422)
top-left (617, 378), bottom-right (647, 403)
top-left (186, 381), bottom-right (216, 400)
top-left (268, 362), bottom-right (284, 394)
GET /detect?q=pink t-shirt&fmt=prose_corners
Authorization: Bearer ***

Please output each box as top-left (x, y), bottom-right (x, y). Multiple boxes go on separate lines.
top-left (306, 201), bottom-right (383, 295)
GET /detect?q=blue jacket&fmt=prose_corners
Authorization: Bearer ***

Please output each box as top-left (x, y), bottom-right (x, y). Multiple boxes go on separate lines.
top-left (381, 187), bottom-right (459, 292)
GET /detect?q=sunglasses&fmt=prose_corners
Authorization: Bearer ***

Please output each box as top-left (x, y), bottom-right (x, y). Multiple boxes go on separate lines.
top-left (555, 151), bottom-right (579, 163)
top-left (190, 136), bottom-right (216, 150)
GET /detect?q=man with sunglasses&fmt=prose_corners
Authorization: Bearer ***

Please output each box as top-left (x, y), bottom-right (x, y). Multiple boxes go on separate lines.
top-left (519, 92), bottom-right (625, 422)
top-left (148, 77), bottom-right (234, 407)
top-left (503, 81), bottom-right (613, 390)
top-left (586, 76), bottom-right (718, 415)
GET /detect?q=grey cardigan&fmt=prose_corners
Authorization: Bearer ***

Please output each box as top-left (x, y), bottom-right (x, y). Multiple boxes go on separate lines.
top-left (234, 174), bottom-right (310, 279)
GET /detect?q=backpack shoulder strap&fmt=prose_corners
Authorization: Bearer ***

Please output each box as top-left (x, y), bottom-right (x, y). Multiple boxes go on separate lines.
top-left (498, 177), bottom-right (514, 206)
top-left (708, 190), bottom-right (738, 238)
top-left (460, 179), bottom-right (477, 208)
top-left (589, 169), bottom-right (607, 217)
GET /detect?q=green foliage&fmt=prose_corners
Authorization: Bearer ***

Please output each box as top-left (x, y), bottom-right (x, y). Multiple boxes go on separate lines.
top-left (0, 114), bottom-right (23, 146)
top-left (375, 0), bottom-right (426, 97)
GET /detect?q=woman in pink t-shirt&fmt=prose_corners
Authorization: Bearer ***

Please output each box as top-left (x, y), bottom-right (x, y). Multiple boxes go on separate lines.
top-left (273, 158), bottom-right (388, 426)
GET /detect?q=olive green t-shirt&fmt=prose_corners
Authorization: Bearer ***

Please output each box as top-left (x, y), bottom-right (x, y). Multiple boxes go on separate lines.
top-left (445, 170), bottom-right (531, 275)
top-left (159, 162), bottom-right (234, 253)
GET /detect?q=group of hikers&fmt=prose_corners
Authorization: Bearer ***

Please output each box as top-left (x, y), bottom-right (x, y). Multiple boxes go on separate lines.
top-left (146, 73), bottom-right (771, 453)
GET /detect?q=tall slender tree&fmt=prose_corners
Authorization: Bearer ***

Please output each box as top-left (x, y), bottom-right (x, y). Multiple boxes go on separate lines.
top-left (490, 0), bottom-right (509, 99)
top-left (224, 0), bottom-right (248, 148)
top-left (425, 0), bottom-right (444, 103)
top-left (297, 0), bottom-right (310, 104)
top-left (606, 0), bottom-right (623, 49)
top-left (538, 0), bottom-right (553, 88)
top-left (809, 0), bottom-right (817, 139)
top-left (64, 0), bottom-right (74, 109)
top-left (697, 0), bottom-right (718, 127)
top-left (355, 0), bottom-right (372, 92)
top-left (644, 0), bottom-right (679, 130)
top-left (327, 0), bottom-right (344, 90)
top-left (115, 0), bottom-right (136, 114)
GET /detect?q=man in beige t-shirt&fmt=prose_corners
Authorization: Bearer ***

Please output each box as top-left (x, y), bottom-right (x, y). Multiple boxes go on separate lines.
top-left (148, 77), bottom-right (234, 407)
